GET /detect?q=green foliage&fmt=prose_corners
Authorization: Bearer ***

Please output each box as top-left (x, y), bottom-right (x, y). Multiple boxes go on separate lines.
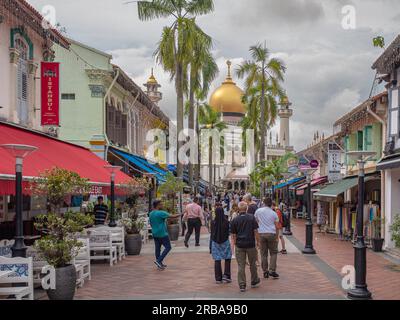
top-left (159, 172), bottom-right (186, 198)
top-left (31, 167), bottom-right (90, 212)
top-left (120, 208), bottom-right (145, 235)
top-left (34, 212), bottom-right (94, 268)
top-left (390, 215), bottom-right (400, 248)
top-left (373, 36), bottom-right (385, 49)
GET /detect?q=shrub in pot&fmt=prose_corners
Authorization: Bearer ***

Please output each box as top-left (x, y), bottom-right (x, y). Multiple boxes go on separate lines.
top-left (389, 215), bottom-right (400, 248)
top-left (121, 209), bottom-right (145, 256)
top-left (34, 211), bottom-right (93, 300)
top-left (371, 217), bottom-right (384, 252)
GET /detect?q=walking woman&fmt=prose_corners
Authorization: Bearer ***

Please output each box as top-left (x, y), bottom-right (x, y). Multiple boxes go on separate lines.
top-left (229, 203), bottom-right (239, 259)
top-left (210, 203), bottom-right (232, 284)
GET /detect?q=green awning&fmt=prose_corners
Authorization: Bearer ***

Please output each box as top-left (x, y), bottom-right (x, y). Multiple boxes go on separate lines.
top-left (313, 176), bottom-right (373, 200)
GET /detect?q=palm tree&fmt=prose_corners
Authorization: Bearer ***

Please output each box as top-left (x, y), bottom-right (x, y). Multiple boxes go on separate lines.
top-left (198, 104), bottom-right (227, 194)
top-left (236, 43), bottom-right (286, 196)
top-left (137, 0), bottom-right (215, 180)
top-left (187, 44), bottom-right (219, 188)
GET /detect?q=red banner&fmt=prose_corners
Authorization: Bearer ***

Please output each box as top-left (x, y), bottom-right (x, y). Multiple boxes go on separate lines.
top-left (41, 62), bottom-right (60, 126)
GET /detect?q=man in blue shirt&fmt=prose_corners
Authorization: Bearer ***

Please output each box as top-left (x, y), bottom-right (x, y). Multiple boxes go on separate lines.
top-left (149, 200), bottom-right (180, 270)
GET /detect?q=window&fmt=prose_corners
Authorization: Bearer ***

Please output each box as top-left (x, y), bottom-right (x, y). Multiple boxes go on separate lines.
top-left (357, 131), bottom-right (363, 151)
top-left (389, 88), bottom-right (399, 136)
top-left (363, 126), bottom-right (373, 151)
top-left (61, 93), bottom-right (76, 100)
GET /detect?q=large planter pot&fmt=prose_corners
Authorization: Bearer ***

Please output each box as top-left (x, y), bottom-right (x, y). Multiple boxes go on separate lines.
top-left (168, 224), bottom-right (180, 241)
top-left (372, 238), bottom-right (384, 252)
top-left (46, 264), bottom-right (76, 300)
top-left (125, 234), bottom-right (142, 256)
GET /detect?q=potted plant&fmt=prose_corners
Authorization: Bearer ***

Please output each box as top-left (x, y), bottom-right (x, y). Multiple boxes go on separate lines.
top-left (371, 216), bottom-right (385, 252)
top-left (31, 168), bottom-right (92, 300)
top-left (158, 173), bottom-right (186, 241)
top-left (389, 215), bottom-right (400, 248)
top-left (120, 209), bottom-right (145, 255)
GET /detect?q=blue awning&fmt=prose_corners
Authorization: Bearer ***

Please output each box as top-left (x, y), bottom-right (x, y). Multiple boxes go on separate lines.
top-left (274, 177), bottom-right (306, 190)
top-left (111, 148), bottom-right (166, 183)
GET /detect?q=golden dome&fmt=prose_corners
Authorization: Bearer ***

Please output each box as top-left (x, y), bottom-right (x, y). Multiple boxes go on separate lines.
top-left (147, 68), bottom-right (158, 84)
top-left (209, 61), bottom-right (245, 115)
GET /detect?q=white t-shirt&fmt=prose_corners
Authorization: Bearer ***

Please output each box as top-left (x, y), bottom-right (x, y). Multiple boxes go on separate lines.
top-left (254, 206), bottom-right (279, 234)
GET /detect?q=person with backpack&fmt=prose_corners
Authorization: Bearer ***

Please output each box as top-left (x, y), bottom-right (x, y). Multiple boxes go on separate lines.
top-left (273, 202), bottom-right (287, 255)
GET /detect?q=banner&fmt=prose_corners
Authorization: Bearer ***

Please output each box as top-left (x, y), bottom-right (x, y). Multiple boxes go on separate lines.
top-left (328, 142), bottom-right (342, 182)
top-left (41, 62), bottom-right (60, 126)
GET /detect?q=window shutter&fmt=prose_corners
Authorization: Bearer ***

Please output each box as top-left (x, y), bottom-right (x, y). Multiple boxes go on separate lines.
top-left (389, 89), bottom-right (399, 136)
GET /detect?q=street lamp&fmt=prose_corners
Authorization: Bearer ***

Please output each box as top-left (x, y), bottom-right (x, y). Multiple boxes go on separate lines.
top-left (282, 173), bottom-right (293, 236)
top-left (0, 144), bottom-right (37, 257)
top-left (104, 165), bottom-right (122, 228)
top-left (299, 167), bottom-right (317, 254)
top-left (346, 151), bottom-right (376, 300)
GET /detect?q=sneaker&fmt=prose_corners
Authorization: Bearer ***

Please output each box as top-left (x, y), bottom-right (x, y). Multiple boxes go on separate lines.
top-left (269, 272), bottom-right (280, 279)
top-left (216, 281), bottom-right (223, 284)
top-left (154, 261), bottom-right (164, 270)
top-left (251, 278), bottom-right (261, 288)
top-left (195, 244), bottom-right (201, 247)
top-left (161, 262), bottom-right (167, 268)
top-left (184, 241), bottom-right (189, 248)
top-left (281, 250), bottom-right (288, 254)
top-left (240, 286), bottom-right (246, 292)
top-left (263, 271), bottom-right (269, 279)
top-left (222, 275), bottom-right (232, 283)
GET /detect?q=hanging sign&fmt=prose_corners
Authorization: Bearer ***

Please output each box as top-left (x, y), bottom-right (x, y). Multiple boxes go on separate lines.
top-left (310, 160), bottom-right (319, 169)
top-left (41, 62), bottom-right (60, 126)
top-left (328, 142), bottom-right (342, 182)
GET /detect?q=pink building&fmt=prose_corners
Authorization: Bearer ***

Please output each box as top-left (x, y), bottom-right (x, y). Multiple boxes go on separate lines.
top-left (0, 0), bottom-right (69, 131)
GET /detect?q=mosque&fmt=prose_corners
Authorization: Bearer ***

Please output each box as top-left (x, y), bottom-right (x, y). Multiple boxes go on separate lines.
top-left (201, 61), bottom-right (294, 191)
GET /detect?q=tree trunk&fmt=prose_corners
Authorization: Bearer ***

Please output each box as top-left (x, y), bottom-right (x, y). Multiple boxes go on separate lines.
top-left (209, 136), bottom-right (213, 196)
top-left (259, 60), bottom-right (266, 198)
top-left (196, 101), bottom-right (201, 194)
top-left (188, 72), bottom-right (195, 190)
top-left (176, 62), bottom-right (184, 181)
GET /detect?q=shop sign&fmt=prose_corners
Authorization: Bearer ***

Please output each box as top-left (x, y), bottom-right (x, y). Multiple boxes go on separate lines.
top-left (41, 62), bottom-right (60, 126)
top-left (328, 142), bottom-right (342, 182)
top-left (90, 186), bottom-right (103, 195)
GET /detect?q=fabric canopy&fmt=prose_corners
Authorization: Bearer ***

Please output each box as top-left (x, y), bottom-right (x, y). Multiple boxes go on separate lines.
top-left (313, 176), bottom-right (374, 200)
top-left (295, 176), bottom-right (328, 191)
top-left (110, 148), bottom-right (166, 183)
top-left (274, 177), bottom-right (306, 190)
top-left (0, 122), bottom-right (131, 195)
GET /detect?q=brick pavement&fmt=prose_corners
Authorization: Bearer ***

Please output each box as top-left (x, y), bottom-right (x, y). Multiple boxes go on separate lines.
top-left (43, 221), bottom-right (400, 300)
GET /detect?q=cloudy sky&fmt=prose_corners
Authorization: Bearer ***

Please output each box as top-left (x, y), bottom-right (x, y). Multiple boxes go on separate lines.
top-left (29, 0), bottom-right (400, 150)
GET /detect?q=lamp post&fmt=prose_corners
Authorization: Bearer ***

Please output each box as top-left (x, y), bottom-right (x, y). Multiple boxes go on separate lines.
top-left (346, 151), bottom-right (376, 300)
top-left (104, 165), bottom-right (122, 228)
top-left (282, 173), bottom-right (293, 236)
top-left (299, 167), bottom-right (317, 254)
top-left (0, 144), bottom-right (37, 257)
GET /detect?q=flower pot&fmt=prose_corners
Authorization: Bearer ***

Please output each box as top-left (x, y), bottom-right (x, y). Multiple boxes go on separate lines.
top-left (372, 238), bottom-right (384, 252)
top-left (125, 233), bottom-right (142, 255)
top-left (46, 264), bottom-right (76, 300)
top-left (168, 224), bottom-right (180, 241)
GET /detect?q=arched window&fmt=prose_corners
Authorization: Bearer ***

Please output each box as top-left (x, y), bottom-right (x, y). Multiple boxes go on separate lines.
top-left (15, 37), bottom-right (29, 125)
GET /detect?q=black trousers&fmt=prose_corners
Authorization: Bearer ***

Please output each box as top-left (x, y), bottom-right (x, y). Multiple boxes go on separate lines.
top-left (215, 259), bottom-right (231, 281)
top-left (184, 218), bottom-right (202, 245)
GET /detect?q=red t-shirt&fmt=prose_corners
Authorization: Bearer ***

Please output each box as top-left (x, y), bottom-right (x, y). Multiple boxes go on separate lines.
top-left (275, 209), bottom-right (283, 229)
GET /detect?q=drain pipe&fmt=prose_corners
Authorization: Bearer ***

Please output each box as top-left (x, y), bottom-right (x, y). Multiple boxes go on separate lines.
top-left (366, 102), bottom-right (386, 242)
top-left (103, 67), bottom-right (120, 160)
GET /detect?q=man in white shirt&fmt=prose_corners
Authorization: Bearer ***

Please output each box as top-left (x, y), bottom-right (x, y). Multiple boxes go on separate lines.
top-left (254, 197), bottom-right (280, 279)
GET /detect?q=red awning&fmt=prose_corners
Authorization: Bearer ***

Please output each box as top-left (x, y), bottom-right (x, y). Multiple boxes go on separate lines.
top-left (295, 176), bottom-right (328, 195)
top-left (0, 122), bottom-right (131, 195)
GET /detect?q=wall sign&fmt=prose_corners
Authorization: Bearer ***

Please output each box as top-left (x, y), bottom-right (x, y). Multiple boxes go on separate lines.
top-left (41, 62), bottom-right (60, 126)
top-left (328, 142), bottom-right (342, 182)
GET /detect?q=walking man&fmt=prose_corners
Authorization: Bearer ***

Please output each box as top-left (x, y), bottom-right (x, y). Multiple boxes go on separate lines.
top-left (149, 200), bottom-right (180, 270)
top-left (183, 197), bottom-right (205, 247)
top-left (244, 193), bottom-right (258, 215)
top-left (255, 198), bottom-right (280, 279)
top-left (231, 201), bottom-right (261, 292)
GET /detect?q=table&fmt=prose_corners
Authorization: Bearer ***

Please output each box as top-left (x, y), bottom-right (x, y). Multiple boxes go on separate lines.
top-left (0, 270), bottom-right (13, 280)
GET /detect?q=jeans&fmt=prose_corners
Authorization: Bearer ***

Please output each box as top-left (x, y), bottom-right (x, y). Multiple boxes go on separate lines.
top-left (259, 233), bottom-right (278, 273)
top-left (185, 218), bottom-right (202, 245)
top-left (235, 247), bottom-right (259, 288)
top-left (154, 236), bottom-right (172, 263)
top-left (214, 259), bottom-right (231, 282)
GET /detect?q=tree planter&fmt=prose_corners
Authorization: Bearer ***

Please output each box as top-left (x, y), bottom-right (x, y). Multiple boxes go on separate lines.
top-left (46, 264), bottom-right (76, 300)
top-left (371, 238), bottom-right (384, 252)
top-left (125, 234), bottom-right (142, 255)
top-left (168, 224), bottom-right (180, 241)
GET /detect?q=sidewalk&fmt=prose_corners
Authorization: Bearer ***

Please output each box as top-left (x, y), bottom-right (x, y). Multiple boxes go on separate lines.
top-left (290, 218), bottom-right (400, 300)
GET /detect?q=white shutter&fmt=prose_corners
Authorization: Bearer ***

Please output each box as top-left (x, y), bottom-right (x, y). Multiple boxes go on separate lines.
top-left (389, 89), bottom-right (399, 136)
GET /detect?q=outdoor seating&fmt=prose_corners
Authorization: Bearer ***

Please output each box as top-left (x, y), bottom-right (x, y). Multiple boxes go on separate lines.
top-left (110, 227), bottom-right (126, 261)
top-left (0, 239), bottom-right (15, 257)
top-left (75, 238), bottom-right (91, 282)
top-left (0, 256), bottom-right (34, 300)
top-left (89, 231), bottom-right (117, 266)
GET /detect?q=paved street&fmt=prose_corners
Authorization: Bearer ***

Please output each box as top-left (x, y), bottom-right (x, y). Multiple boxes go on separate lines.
top-left (63, 220), bottom-right (400, 300)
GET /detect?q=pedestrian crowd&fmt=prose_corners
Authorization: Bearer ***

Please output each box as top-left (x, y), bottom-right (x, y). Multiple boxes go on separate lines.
top-left (147, 190), bottom-right (290, 293)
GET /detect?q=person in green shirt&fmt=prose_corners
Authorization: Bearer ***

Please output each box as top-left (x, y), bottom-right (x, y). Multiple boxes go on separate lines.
top-left (149, 200), bottom-right (180, 270)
